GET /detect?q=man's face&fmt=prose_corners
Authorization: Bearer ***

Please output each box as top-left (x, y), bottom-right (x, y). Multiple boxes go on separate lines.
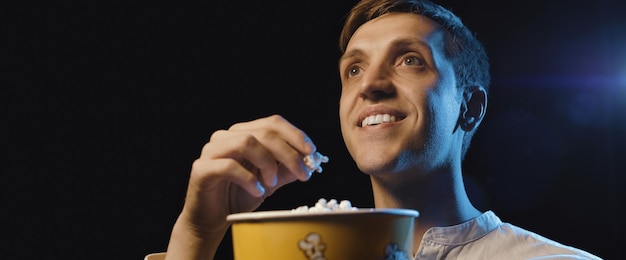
top-left (338, 12), bottom-right (463, 176)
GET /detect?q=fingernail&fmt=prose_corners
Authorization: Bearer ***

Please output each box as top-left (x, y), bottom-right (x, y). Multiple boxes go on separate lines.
top-left (304, 169), bottom-right (313, 181)
top-left (256, 181), bottom-right (266, 196)
top-left (304, 136), bottom-right (316, 153)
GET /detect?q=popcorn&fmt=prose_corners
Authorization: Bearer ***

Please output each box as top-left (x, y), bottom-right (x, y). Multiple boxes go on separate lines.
top-left (303, 152), bottom-right (329, 173)
top-left (292, 198), bottom-right (358, 212)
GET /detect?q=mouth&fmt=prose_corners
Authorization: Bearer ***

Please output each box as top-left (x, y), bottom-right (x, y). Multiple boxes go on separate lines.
top-left (360, 113), bottom-right (400, 127)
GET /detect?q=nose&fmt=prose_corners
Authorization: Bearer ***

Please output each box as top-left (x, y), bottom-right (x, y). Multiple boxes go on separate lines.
top-left (358, 63), bottom-right (395, 100)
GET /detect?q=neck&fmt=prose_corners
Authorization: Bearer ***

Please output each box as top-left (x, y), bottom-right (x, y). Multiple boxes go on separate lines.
top-left (370, 165), bottom-right (481, 255)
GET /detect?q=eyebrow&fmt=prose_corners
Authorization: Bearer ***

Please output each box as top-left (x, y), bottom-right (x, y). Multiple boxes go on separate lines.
top-left (339, 37), bottom-right (433, 66)
top-left (339, 49), bottom-right (365, 67)
top-left (391, 38), bottom-right (432, 52)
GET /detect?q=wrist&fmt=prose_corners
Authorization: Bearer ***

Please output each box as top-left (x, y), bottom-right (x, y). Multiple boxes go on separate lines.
top-left (164, 215), bottom-right (229, 260)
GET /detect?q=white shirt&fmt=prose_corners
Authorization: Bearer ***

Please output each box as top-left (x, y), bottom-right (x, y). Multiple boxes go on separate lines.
top-left (415, 210), bottom-right (602, 259)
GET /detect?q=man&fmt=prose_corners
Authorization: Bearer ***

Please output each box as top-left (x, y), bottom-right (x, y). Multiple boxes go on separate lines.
top-left (155, 0), bottom-right (602, 259)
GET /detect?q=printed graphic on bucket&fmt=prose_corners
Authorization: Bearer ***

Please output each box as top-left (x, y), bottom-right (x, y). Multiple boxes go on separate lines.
top-left (297, 232), bottom-right (411, 260)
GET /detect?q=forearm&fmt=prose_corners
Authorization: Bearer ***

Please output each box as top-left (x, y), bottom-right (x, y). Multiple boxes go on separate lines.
top-left (164, 215), bottom-right (229, 260)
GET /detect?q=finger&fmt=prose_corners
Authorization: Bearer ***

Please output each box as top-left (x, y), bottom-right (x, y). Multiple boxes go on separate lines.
top-left (229, 115), bottom-right (316, 156)
top-left (258, 137), bottom-right (313, 182)
top-left (192, 158), bottom-right (266, 197)
top-left (212, 115), bottom-right (320, 182)
top-left (201, 135), bottom-right (280, 188)
top-left (229, 115), bottom-right (319, 181)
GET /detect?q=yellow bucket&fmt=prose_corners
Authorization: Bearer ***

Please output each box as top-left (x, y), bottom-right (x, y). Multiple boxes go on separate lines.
top-left (227, 208), bottom-right (419, 260)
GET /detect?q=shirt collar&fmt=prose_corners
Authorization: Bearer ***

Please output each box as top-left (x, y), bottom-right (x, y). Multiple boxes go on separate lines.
top-left (421, 210), bottom-right (501, 245)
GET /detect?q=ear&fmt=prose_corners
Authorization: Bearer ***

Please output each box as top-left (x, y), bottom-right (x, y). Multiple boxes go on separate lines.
top-left (459, 86), bottom-right (487, 132)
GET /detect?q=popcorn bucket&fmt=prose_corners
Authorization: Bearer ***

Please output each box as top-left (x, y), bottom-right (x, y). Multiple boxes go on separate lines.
top-left (226, 208), bottom-right (419, 260)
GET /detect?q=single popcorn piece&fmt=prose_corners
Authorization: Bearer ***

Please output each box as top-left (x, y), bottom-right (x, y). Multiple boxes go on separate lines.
top-left (292, 205), bottom-right (310, 212)
top-left (338, 199), bottom-right (353, 209)
top-left (292, 198), bottom-right (358, 212)
top-left (303, 152), bottom-right (329, 173)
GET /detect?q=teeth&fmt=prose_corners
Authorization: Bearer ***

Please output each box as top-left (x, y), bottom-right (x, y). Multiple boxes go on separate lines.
top-left (361, 114), bottom-right (396, 126)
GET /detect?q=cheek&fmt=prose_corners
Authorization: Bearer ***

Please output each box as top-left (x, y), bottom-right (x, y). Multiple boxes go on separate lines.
top-left (338, 97), bottom-right (349, 130)
top-left (425, 93), bottom-right (461, 141)
top-left (338, 94), bottom-right (354, 143)
top-left (338, 96), bottom-right (346, 117)
top-left (338, 88), bottom-right (353, 121)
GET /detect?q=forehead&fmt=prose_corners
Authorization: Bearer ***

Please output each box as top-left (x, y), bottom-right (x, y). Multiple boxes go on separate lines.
top-left (345, 12), bottom-right (445, 54)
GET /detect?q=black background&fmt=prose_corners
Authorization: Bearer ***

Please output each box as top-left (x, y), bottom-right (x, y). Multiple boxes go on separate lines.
top-left (4, 0), bottom-right (625, 259)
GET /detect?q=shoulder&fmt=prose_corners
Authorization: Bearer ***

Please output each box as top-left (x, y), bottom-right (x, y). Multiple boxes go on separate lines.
top-left (144, 253), bottom-right (166, 260)
top-left (488, 221), bottom-right (602, 260)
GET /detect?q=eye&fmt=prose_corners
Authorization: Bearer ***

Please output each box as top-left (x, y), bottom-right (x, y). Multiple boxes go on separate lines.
top-left (347, 66), bottom-right (362, 78)
top-left (402, 56), bottom-right (424, 66)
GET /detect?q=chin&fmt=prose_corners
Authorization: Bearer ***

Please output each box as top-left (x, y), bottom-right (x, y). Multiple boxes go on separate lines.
top-left (355, 156), bottom-right (396, 175)
top-left (355, 148), bottom-right (422, 177)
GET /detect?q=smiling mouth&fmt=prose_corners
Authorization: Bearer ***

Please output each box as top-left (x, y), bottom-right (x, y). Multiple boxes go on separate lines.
top-left (361, 114), bottom-right (397, 127)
